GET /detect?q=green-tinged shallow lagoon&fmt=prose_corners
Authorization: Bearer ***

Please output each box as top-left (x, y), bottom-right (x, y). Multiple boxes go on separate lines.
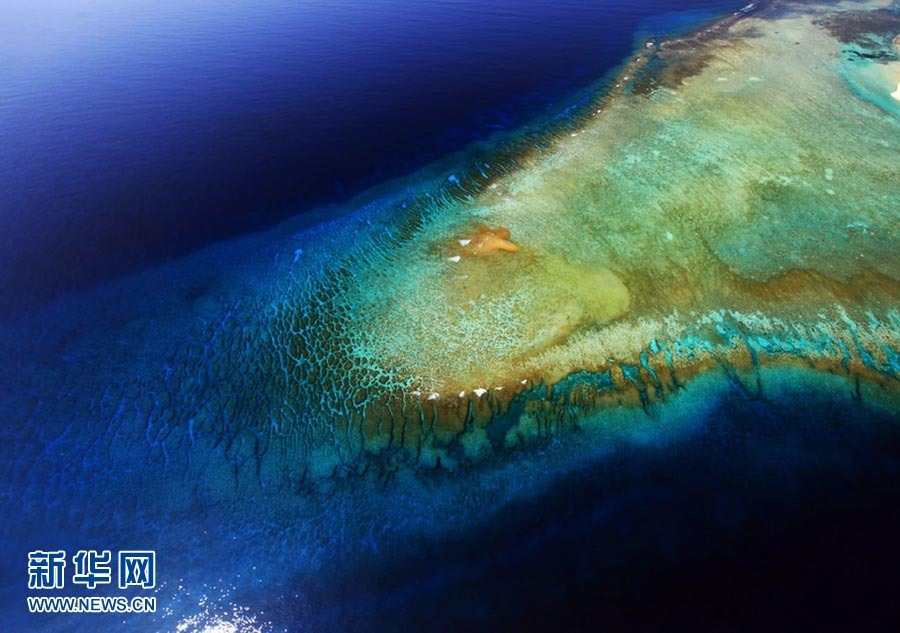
top-left (1, 1), bottom-right (898, 631)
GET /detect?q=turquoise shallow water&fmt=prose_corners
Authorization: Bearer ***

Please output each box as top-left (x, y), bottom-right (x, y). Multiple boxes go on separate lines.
top-left (841, 39), bottom-right (900, 117)
top-left (1, 1), bottom-right (899, 631)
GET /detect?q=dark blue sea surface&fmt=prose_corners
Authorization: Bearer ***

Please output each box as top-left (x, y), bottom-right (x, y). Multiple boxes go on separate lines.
top-left (6, 2), bottom-right (900, 632)
top-left (0, 0), bottom-right (740, 310)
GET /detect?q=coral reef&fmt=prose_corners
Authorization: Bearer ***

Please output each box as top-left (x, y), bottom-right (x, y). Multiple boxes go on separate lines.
top-left (1, 0), bottom-right (897, 530)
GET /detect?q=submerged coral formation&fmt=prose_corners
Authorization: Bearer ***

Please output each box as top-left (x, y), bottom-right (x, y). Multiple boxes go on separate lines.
top-left (0, 4), bottom-right (897, 631)
top-left (239, 0), bottom-right (900, 482)
top-left (2, 0), bottom-right (897, 500)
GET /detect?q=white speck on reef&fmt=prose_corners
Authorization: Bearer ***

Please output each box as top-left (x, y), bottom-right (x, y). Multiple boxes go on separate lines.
top-left (427, 392), bottom-right (440, 401)
top-left (448, 255), bottom-right (461, 263)
top-left (665, 231), bottom-right (674, 241)
top-left (458, 239), bottom-right (471, 246)
top-left (474, 388), bottom-right (487, 397)
top-left (825, 168), bottom-right (833, 181)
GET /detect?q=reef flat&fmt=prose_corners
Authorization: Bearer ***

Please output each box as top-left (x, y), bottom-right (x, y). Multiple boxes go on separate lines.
top-left (0, 1), bottom-right (898, 630)
top-left (2, 0), bottom-right (897, 499)
top-left (261, 0), bottom-right (900, 476)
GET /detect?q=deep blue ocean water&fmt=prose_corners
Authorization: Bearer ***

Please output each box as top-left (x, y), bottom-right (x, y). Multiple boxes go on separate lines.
top-left (0, 0), bottom-right (739, 311)
top-left (5, 3), bottom-right (900, 632)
